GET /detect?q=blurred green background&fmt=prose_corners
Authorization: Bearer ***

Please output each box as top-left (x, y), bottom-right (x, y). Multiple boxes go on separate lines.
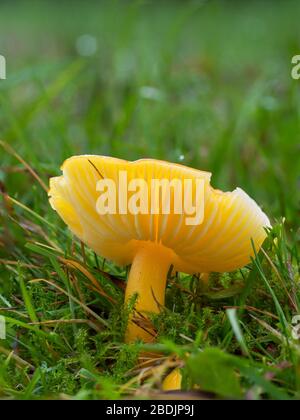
top-left (0, 0), bottom-right (299, 226)
top-left (0, 0), bottom-right (300, 400)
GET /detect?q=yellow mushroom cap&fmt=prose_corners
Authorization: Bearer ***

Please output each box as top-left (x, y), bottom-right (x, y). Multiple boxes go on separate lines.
top-left (49, 155), bottom-right (270, 273)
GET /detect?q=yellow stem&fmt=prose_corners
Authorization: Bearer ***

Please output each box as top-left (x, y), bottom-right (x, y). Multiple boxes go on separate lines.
top-left (125, 244), bottom-right (172, 343)
top-left (124, 243), bottom-right (182, 391)
top-left (162, 368), bottom-right (182, 391)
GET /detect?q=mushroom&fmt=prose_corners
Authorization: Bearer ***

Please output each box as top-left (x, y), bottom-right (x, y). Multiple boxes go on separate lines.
top-left (49, 156), bottom-right (270, 384)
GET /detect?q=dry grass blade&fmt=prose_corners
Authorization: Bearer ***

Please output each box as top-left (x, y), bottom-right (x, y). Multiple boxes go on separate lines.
top-left (0, 345), bottom-right (35, 370)
top-left (261, 247), bottom-right (297, 311)
top-left (29, 318), bottom-right (102, 332)
top-left (0, 140), bottom-right (48, 192)
top-left (59, 257), bottom-right (116, 304)
top-left (29, 278), bottom-right (108, 327)
top-left (224, 305), bottom-right (279, 320)
top-left (0, 259), bottom-right (39, 269)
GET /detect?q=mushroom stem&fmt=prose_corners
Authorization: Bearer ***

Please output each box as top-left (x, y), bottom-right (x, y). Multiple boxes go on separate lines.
top-left (125, 244), bottom-right (172, 343)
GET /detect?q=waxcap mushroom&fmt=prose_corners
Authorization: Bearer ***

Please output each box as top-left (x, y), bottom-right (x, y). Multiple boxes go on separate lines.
top-left (49, 155), bottom-right (270, 342)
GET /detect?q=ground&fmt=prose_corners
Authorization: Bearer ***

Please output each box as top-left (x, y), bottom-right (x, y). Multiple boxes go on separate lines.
top-left (0, 0), bottom-right (299, 400)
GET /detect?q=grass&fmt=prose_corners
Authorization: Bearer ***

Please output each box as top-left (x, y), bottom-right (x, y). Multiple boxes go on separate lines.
top-left (0, 0), bottom-right (299, 399)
